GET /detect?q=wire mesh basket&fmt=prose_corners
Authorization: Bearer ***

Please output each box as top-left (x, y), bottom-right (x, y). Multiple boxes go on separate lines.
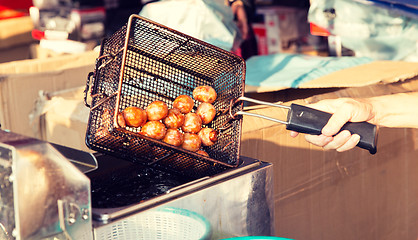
top-left (84, 14), bottom-right (246, 178)
top-left (95, 207), bottom-right (212, 240)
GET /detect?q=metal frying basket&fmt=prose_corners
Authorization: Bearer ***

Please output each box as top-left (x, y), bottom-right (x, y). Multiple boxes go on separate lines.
top-left (84, 15), bottom-right (246, 178)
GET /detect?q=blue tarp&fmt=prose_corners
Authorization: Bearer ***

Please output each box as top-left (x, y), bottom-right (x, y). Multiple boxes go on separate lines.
top-left (245, 53), bottom-right (373, 88)
top-left (359, 0), bottom-right (418, 19)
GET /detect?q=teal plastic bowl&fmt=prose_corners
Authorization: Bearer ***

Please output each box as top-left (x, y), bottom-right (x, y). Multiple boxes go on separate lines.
top-left (221, 237), bottom-right (293, 240)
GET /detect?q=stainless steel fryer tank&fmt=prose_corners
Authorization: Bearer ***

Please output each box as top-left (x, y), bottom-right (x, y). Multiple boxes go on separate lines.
top-left (88, 154), bottom-right (274, 240)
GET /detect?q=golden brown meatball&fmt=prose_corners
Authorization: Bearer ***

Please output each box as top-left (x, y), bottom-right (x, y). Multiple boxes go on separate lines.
top-left (181, 112), bottom-right (202, 134)
top-left (182, 133), bottom-right (202, 152)
top-left (173, 95), bottom-right (194, 114)
top-left (117, 112), bottom-right (126, 128)
top-left (196, 149), bottom-right (209, 157)
top-left (163, 108), bottom-right (185, 129)
top-left (122, 106), bottom-right (147, 128)
top-left (193, 85), bottom-right (217, 103)
top-left (140, 121), bottom-right (167, 140)
top-left (198, 127), bottom-right (218, 146)
top-left (146, 100), bottom-right (169, 121)
top-left (163, 128), bottom-right (184, 147)
top-left (196, 102), bottom-right (216, 125)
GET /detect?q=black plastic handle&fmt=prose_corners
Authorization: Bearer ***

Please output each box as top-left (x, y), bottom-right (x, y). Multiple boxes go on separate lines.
top-left (286, 104), bottom-right (378, 154)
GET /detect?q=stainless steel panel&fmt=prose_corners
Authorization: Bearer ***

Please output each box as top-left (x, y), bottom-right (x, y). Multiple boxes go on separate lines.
top-left (92, 156), bottom-right (274, 239)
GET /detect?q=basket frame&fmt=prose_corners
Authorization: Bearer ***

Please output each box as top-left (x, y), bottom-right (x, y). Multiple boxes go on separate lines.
top-left (84, 14), bottom-right (246, 178)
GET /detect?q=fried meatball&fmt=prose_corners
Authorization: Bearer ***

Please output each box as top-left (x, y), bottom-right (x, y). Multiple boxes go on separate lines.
top-left (140, 121), bottom-right (167, 140)
top-left (196, 102), bottom-right (216, 125)
top-left (117, 112), bottom-right (126, 128)
top-left (198, 127), bottom-right (218, 146)
top-left (173, 95), bottom-right (194, 114)
top-left (197, 149), bottom-right (209, 157)
top-left (146, 100), bottom-right (168, 121)
top-left (122, 106), bottom-right (147, 128)
top-left (182, 133), bottom-right (202, 152)
top-left (193, 85), bottom-right (217, 103)
top-left (163, 108), bottom-right (185, 129)
top-left (163, 128), bottom-right (184, 147)
top-left (181, 112), bottom-right (202, 134)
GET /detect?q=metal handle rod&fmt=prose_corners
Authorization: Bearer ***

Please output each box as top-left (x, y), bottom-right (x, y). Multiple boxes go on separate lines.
top-left (238, 96), bottom-right (291, 109)
top-left (233, 96), bottom-right (291, 125)
top-left (235, 111), bottom-right (288, 125)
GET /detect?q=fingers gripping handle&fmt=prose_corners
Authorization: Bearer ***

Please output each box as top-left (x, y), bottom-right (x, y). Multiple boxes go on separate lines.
top-left (286, 104), bottom-right (378, 154)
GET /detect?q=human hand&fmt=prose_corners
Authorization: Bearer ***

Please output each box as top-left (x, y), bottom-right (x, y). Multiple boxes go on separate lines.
top-left (289, 98), bottom-right (376, 152)
top-left (230, 0), bottom-right (249, 39)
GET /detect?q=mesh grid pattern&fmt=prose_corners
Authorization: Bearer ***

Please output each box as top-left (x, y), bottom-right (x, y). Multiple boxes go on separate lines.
top-left (85, 15), bottom-right (245, 178)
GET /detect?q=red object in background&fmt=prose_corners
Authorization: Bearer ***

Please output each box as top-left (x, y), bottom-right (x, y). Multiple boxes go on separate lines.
top-left (0, 0), bottom-right (32, 11)
top-left (0, 6), bottom-right (27, 19)
top-left (252, 23), bottom-right (268, 55)
top-left (310, 22), bottom-right (330, 37)
top-left (31, 29), bottom-right (45, 40)
top-left (0, 0), bottom-right (32, 19)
